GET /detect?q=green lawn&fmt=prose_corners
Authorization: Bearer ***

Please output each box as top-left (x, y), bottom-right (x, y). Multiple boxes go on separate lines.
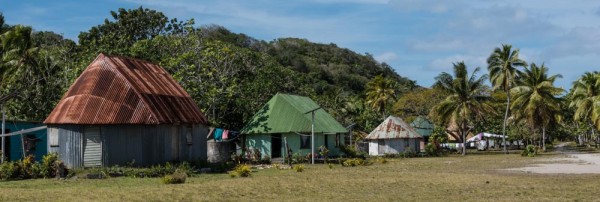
top-left (1, 153), bottom-right (599, 201)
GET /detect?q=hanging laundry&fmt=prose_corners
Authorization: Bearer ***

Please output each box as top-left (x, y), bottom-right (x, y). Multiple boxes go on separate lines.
top-left (222, 130), bottom-right (229, 140)
top-left (214, 128), bottom-right (224, 142)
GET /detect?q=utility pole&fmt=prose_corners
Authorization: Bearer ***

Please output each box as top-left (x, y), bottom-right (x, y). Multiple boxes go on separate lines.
top-left (1, 104), bottom-right (5, 163)
top-left (305, 107), bottom-right (321, 165)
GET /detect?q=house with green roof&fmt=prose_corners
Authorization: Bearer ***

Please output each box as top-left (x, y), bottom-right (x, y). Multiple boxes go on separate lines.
top-left (241, 93), bottom-right (348, 159)
top-left (411, 116), bottom-right (434, 137)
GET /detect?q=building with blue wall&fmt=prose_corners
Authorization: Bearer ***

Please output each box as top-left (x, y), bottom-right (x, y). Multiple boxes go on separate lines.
top-left (2, 121), bottom-right (47, 161)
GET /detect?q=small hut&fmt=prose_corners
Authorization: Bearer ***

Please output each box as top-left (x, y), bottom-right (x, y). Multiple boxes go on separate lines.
top-left (44, 54), bottom-right (209, 168)
top-left (411, 116), bottom-right (434, 151)
top-left (241, 93), bottom-right (348, 159)
top-left (365, 116), bottom-right (423, 156)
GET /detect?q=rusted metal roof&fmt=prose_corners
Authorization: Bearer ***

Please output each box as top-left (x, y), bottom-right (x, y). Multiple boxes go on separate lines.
top-left (44, 53), bottom-right (208, 125)
top-left (365, 116), bottom-right (423, 140)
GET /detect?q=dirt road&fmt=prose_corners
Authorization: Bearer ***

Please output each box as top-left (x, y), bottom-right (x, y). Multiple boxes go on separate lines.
top-left (506, 142), bottom-right (600, 174)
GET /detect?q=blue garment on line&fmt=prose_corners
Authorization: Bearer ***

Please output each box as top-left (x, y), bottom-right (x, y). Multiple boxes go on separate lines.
top-left (214, 128), bottom-right (224, 142)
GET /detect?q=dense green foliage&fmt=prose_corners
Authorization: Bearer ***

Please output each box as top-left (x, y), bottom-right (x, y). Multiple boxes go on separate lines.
top-left (0, 7), bottom-right (598, 149)
top-left (0, 153), bottom-right (64, 180)
top-left (0, 9), bottom-right (412, 133)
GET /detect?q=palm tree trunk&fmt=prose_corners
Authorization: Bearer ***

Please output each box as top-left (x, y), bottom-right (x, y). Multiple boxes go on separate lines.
top-left (462, 122), bottom-right (467, 156)
top-left (591, 123), bottom-right (597, 148)
top-left (502, 90), bottom-right (510, 154)
top-left (542, 126), bottom-right (546, 152)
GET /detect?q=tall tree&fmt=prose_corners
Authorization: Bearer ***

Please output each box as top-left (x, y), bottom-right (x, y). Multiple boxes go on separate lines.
top-left (78, 6), bottom-right (193, 55)
top-left (1, 25), bottom-right (39, 85)
top-left (569, 71), bottom-right (600, 145)
top-left (511, 63), bottom-right (563, 151)
top-left (487, 44), bottom-right (527, 153)
top-left (365, 75), bottom-right (397, 120)
top-left (430, 62), bottom-right (492, 155)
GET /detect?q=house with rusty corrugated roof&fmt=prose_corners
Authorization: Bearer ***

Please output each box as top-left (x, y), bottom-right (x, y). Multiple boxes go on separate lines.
top-left (365, 116), bottom-right (423, 156)
top-left (44, 53), bottom-right (209, 168)
top-left (241, 93), bottom-right (348, 159)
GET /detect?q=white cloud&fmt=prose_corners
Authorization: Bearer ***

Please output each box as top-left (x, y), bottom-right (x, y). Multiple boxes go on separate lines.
top-left (375, 52), bottom-right (398, 63)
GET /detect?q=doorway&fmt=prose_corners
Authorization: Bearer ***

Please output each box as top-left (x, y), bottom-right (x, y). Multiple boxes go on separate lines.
top-left (271, 134), bottom-right (282, 158)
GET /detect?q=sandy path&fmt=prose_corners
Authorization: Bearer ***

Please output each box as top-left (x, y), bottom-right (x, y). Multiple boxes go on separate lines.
top-left (505, 143), bottom-right (600, 174)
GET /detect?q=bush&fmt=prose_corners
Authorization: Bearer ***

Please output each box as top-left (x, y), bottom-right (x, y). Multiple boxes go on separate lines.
top-left (401, 147), bottom-right (416, 158)
top-left (425, 143), bottom-right (443, 157)
top-left (230, 164), bottom-right (252, 177)
top-left (521, 145), bottom-right (538, 157)
top-left (293, 164), bottom-right (305, 172)
top-left (383, 153), bottom-right (398, 158)
top-left (0, 153), bottom-right (63, 180)
top-left (340, 145), bottom-right (367, 159)
top-left (41, 153), bottom-right (59, 178)
top-left (0, 162), bottom-right (19, 180)
top-left (342, 158), bottom-right (371, 167)
top-left (328, 163), bottom-right (334, 169)
top-left (161, 170), bottom-right (187, 184)
top-left (291, 153), bottom-right (308, 164)
top-left (375, 157), bottom-right (388, 164)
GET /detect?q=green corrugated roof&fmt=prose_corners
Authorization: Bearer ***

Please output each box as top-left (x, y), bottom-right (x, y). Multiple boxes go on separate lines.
top-left (410, 116), bottom-right (434, 136)
top-left (241, 93), bottom-right (348, 134)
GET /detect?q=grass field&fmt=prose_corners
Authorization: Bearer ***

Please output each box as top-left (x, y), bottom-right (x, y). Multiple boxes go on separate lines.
top-left (1, 153), bottom-right (599, 201)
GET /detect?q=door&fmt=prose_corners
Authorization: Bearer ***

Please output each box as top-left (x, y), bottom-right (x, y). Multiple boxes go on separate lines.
top-left (378, 139), bottom-right (385, 154)
top-left (271, 134), bottom-right (282, 158)
top-left (83, 126), bottom-right (102, 167)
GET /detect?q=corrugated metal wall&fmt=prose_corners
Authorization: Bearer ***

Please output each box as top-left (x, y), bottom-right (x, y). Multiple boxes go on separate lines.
top-left (48, 125), bottom-right (84, 168)
top-left (83, 126), bottom-right (102, 167)
top-left (48, 124), bottom-right (208, 168)
top-left (368, 138), bottom-right (421, 156)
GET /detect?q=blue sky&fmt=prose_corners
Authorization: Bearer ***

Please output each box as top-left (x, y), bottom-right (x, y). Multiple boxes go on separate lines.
top-left (2, 0), bottom-right (600, 90)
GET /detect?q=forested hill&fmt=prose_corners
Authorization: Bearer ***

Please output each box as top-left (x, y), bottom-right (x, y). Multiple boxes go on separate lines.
top-left (0, 7), bottom-right (415, 131)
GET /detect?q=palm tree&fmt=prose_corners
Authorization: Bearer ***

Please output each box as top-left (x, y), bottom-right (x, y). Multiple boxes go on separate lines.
top-left (430, 62), bottom-right (492, 155)
top-left (1, 25), bottom-right (39, 83)
top-left (511, 63), bottom-right (563, 152)
top-left (487, 44), bottom-right (527, 153)
top-left (365, 75), bottom-right (397, 120)
top-left (570, 72), bottom-right (600, 145)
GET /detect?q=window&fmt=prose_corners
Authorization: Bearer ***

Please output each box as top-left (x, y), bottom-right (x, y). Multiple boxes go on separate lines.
top-left (300, 135), bottom-right (311, 149)
top-left (335, 134), bottom-right (340, 147)
top-left (49, 128), bottom-right (59, 147)
top-left (324, 134), bottom-right (328, 149)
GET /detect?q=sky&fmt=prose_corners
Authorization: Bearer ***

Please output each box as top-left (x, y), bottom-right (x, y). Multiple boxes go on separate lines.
top-left (2, 0), bottom-right (600, 90)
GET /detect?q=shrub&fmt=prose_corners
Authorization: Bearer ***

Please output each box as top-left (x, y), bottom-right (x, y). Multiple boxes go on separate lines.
top-left (425, 143), bottom-right (443, 157)
top-left (328, 163), bottom-right (334, 169)
top-left (230, 164), bottom-right (252, 177)
top-left (0, 162), bottom-right (19, 180)
top-left (401, 147), bottom-right (416, 158)
top-left (161, 170), bottom-right (187, 184)
top-left (375, 157), bottom-right (388, 164)
top-left (291, 153), bottom-right (308, 164)
top-left (342, 158), bottom-right (371, 167)
top-left (293, 164), bottom-right (305, 172)
top-left (319, 145), bottom-right (330, 161)
top-left (521, 145), bottom-right (538, 157)
top-left (383, 153), bottom-right (398, 158)
top-left (340, 145), bottom-right (367, 159)
top-left (41, 153), bottom-right (59, 178)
